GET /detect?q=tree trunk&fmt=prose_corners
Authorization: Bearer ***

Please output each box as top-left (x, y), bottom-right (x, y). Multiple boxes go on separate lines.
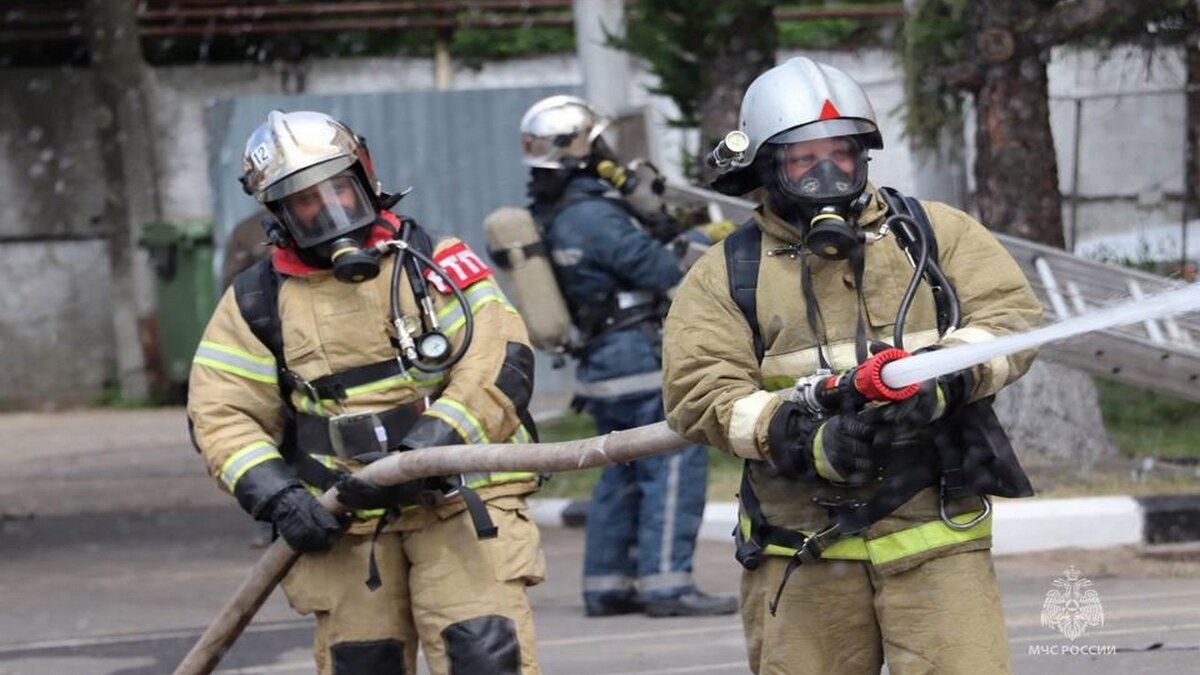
top-left (1185, 5), bottom-right (1200, 271)
top-left (83, 0), bottom-right (163, 399)
top-left (966, 0), bottom-right (1065, 247)
top-left (696, 3), bottom-right (776, 184)
top-left (961, 0), bottom-right (1114, 460)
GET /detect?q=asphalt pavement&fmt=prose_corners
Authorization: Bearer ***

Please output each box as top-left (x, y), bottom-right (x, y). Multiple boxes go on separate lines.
top-left (2, 408), bottom-right (1198, 675)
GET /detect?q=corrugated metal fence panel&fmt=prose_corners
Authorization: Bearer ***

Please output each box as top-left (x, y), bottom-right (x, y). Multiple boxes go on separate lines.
top-left (207, 85), bottom-right (580, 262)
top-left (206, 85), bottom-right (582, 402)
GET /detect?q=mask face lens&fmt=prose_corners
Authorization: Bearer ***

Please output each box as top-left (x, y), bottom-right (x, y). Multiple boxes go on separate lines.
top-left (773, 137), bottom-right (866, 203)
top-left (278, 173), bottom-right (374, 248)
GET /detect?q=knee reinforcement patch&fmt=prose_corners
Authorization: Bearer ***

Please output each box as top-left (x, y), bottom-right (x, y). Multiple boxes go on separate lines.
top-left (441, 615), bottom-right (521, 675)
top-left (331, 639), bottom-right (406, 675)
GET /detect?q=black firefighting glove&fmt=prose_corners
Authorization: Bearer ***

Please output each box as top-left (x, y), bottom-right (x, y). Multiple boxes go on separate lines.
top-left (259, 485), bottom-right (345, 553)
top-left (334, 474), bottom-right (425, 511)
top-left (875, 367), bottom-right (976, 431)
top-left (643, 211), bottom-right (684, 243)
top-left (767, 402), bottom-right (884, 486)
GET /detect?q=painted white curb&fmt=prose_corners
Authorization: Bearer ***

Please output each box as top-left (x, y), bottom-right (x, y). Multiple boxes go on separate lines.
top-left (528, 495), bottom-right (1148, 556)
top-left (990, 495), bottom-right (1143, 555)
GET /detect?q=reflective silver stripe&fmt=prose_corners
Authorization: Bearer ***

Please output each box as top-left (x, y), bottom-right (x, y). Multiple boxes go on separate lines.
top-left (573, 371), bottom-right (663, 399)
top-left (615, 290), bottom-right (655, 309)
top-left (193, 341), bottom-right (277, 383)
top-left (638, 571), bottom-right (694, 593)
top-left (728, 390), bottom-right (775, 460)
top-left (582, 575), bottom-right (635, 593)
top-left (659, 451), bottom-right (681, 576)
top-left (219, 442), bottom-right (282, 491)
top-left (427, 397), bottom-right (489, 444)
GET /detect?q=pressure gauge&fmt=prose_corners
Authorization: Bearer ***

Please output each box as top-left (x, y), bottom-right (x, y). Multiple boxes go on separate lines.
top-left (416, 332), bottom-right (451, 361)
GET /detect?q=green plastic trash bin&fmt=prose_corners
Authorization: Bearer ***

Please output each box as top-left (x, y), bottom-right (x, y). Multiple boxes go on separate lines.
top-left (139, 220), bottom-right (217, 387)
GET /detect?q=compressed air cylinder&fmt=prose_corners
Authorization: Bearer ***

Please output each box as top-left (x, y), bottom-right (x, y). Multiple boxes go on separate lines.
top-left (483, 207), bottom-right (573, 353)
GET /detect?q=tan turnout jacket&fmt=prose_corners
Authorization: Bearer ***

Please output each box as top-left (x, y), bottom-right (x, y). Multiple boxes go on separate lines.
top-left (188, 226), bottom-right (538, 534)
top-left (662, 185), bottom-right (1042, 573)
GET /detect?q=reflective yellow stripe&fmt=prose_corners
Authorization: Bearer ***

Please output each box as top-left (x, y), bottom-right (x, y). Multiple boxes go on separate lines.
top-left (343, 371), bottom-right (445, 398)
top-left (866, 511), bottom-right (991, 566)
top-left (289, 374), bottom-right (443, 412)
top-left (465, 471), bottom-right (536, 489)
top-left (436, 280), bottom-right (518, 336)
top-left (739, 512), bottom-right (869, 560)
top-left (810, 425), bottom-right (842, 482)
top-left (194, 341), bottom-right (277, 384)
top-left (509, 424), bottom-right (532, 444)
top-left (294, 394), bottom-right (332, 415)
top-left (219, 441), bottom-right (281, 491)
top-left (427, 397), bottom-right (490, 444)
top-left (738, 511), bottom-right (990, 564)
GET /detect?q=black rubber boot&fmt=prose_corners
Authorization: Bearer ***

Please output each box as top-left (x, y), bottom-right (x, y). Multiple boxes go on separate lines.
top-left (644, 591), bottom-right (738, 618)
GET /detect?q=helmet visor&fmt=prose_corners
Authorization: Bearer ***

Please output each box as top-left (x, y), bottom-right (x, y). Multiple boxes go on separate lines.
top-left (262, 155), bottom-right (356, 203)
top-left (767, 118), bottom-right (878, 146)
top-left (276, 172), bottom-right (375, 248)
top-left (771, 136), bottom-right (868, 203)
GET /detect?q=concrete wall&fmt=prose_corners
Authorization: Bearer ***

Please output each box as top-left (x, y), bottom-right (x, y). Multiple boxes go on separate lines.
top-left (0, 46), bottom-right (1189, 406)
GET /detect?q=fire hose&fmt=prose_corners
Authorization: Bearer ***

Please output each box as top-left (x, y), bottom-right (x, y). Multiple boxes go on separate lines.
top-left (175, 284), bottom-right (1199, 674)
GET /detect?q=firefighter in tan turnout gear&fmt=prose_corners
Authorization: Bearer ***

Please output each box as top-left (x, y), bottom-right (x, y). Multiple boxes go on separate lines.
top-left (662, 57), bottom-right (1044, 674)
top-left (187, 110), bottom-right (545, 675)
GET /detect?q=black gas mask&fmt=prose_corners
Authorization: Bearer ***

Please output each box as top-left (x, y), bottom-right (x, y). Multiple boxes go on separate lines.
top-left (526, 167), bottom-right (574, 204)
top-left (761, 136), bottom-right (871, 260)
top-left (317, 222), bottom-right (381, 284)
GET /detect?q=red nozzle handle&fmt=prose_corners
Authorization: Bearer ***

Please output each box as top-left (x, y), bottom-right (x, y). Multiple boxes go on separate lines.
top-left (852, 347), bottom-right (919, 402)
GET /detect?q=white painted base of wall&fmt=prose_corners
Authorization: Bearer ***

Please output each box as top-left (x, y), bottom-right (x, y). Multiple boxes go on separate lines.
top-left (528, 495), bottom-right (1148, 556)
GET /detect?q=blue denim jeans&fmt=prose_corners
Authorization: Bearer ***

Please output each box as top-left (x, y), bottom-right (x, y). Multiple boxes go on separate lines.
top-left (581, 391), bottom-right (709, 605)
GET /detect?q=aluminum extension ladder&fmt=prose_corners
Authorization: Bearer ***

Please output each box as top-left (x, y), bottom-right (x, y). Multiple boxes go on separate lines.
top-left (663, 183), bottom-right (1200, 402)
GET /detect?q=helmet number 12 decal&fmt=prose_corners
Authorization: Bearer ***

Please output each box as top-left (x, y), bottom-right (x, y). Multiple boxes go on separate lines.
top-left (250, 143), bottom-right (273, 171)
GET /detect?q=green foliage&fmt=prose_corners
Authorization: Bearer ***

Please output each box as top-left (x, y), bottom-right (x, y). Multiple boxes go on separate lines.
top-left (898, 0), bottom-right (969, 153)
top-left (133, 4), bottom-right (576, 65)
top-left (94, 381), bottom-right (160, 409)
top-left (452, 26), bottom-right (575, 65)
top-left (1095, 379), bottom-right (1200, 459)
top-left (777, 3), bottom-right (902, 50)
top-left (613, 0), bottom-right (777, 127)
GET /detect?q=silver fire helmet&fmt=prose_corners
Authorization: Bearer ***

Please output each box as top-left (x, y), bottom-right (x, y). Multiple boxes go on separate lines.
top-left (519, 95), bottom-right (611, 169)
top-left (712, 57), bottom-right (882, 195)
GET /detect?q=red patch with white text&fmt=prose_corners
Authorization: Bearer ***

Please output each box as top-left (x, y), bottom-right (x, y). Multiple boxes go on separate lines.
top-left (425, 241), bottom-right (492, 293)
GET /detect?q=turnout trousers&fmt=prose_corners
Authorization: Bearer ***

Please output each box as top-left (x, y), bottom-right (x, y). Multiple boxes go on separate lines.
top-left (280, 497), bottom-right (545, 675)
top-left (740, 549), bottom-right (1012, 675)
top-left (581, 390), bottom-right (709, 604)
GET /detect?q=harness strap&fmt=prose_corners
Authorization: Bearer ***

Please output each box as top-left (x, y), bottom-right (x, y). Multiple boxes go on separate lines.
top-left (305, 359), bottom-right (416, 402)
top-left (294, 403), bottom-right (427, 459)
top-left (723, 222), bottom-right (765, 362)
top-left (489, 240), bottom-right (548, 270)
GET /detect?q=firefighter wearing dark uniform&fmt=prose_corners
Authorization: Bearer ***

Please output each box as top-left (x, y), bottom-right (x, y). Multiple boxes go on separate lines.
top-left (188, 111), bottom-right (544, 675)
top-left (662, 58), bottom-right (1043, 674)
top-left (519, 96), bottom-right (737, 618)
